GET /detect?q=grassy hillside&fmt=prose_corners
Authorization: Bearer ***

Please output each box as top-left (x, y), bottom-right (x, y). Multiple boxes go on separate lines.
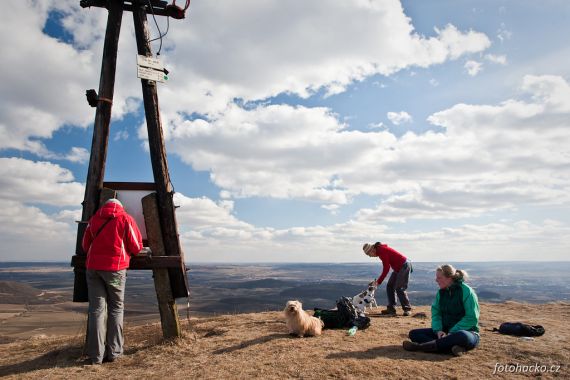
top-left (0, 302), bottom-right (568, 379)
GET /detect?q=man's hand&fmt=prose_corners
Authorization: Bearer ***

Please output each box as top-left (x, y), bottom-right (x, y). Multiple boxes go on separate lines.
top-left (138, 247), bottom-right (152, 256)
top-left (436, 331), bottom-right (446, 339)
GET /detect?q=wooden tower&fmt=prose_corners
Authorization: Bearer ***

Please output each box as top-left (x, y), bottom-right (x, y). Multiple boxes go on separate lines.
top-left (71, 0), bottom-right (190, 339)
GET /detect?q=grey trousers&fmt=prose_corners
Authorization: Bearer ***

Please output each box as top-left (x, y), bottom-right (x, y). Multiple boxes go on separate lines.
top-left (86, 269), bottom-right (127, 363)
top-left (386, 261), bottom-right (412, 311)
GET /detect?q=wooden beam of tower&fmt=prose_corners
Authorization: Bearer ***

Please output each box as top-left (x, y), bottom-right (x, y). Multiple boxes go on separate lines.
top-left (73, 1), bottom-right (124, 302)
top-left (132, 2), bottom-right (188, 298)
top-left (143, 193), bottom-right (181, 338)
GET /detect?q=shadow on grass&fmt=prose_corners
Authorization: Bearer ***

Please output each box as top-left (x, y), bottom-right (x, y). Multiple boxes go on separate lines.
top-left (326, 345), bottom-right (453, 362)
top-left (0, 344), bottom-right (84, 377)
top-left (213, 333), bottom-right (291, 354)
top-left (0, 337), bottom-right (165, 377)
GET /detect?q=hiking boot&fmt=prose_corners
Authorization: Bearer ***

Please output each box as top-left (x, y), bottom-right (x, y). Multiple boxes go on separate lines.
top-left (402, 340), bottom-right (421, 351)
top-left (380, 306), bottom-right (397, 315)
top-left (418, 340), bottom-right (438, 353)
top-left (82, 358), bottom-right (100, 366)
top-left (451, 345), bottom-right (466, 357)
top-left (403, 310), bottom-right (411, 316)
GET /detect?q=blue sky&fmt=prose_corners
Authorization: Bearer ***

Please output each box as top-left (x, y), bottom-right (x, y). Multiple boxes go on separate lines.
top-left (1, 0), bottom-right (569, 262)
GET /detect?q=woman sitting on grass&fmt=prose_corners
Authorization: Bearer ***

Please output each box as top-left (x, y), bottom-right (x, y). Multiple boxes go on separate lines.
top-left (403, 264), bottom-right (480, 356)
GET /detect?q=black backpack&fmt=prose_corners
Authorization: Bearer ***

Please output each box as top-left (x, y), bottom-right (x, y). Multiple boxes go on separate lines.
top-left (313, 308), bottom-right (346, 329)
top-left (337, 296), bottom-right (370, 330)
top-left (314, 297), bottom-right (371, 330)
top-left (493, 322), bottom-right (545, 337)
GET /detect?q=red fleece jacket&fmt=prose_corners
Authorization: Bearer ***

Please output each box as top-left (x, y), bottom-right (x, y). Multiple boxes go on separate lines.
top-left (375, 244), bottom-right (407, 285)
top-left (82, 202), bottom-right (143, 271)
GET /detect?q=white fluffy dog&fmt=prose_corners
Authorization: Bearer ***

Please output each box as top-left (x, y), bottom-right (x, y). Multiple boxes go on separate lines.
top-left (283, 300), bottom-right (324, 337)
top-left (352, 280), bottom-right (378, 312)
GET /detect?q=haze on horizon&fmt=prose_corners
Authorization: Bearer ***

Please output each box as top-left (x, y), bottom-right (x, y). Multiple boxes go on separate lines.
top-left (1, 1), bottom-right (569, 263)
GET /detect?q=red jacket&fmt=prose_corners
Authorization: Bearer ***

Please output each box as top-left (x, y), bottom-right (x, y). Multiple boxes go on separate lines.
top-left (82, 201), bottom-right (143, 271)
top-left (375, 244), bottom-right (408, 285)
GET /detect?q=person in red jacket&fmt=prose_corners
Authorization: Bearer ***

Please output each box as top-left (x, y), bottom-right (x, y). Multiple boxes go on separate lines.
top-left (363, 242), bottom-right (412, 316)
top-left (82, 198), bottom-right (143, 365)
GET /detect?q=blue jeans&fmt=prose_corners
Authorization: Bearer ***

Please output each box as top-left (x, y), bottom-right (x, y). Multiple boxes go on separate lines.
top-left (409, 328), bottom-right (479, 353)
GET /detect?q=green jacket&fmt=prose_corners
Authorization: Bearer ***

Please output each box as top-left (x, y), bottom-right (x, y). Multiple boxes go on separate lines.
top-left (431, 280), bottom-right (479, 333)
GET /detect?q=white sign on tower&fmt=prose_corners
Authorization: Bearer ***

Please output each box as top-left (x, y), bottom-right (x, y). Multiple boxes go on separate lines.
top-left (136, 55), bottom-right (168, 83)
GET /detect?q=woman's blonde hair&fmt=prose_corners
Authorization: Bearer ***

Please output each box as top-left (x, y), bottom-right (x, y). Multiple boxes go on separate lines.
top-left (436, 264), bottom-right (468, 282)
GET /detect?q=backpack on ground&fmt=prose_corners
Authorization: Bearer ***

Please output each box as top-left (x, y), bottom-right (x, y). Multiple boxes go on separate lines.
top-left (336, 296), bottom-right (370, 330)
top-left (314, 297), bottom-right (371, 330)
top-left (313, 308), bottom-right (346, 329)
top-left (493, 322), bottom-right (545, 337)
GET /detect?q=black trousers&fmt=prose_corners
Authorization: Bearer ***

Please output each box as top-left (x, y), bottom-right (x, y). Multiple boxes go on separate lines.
top-left (386, 261), bottom-right (411, 310)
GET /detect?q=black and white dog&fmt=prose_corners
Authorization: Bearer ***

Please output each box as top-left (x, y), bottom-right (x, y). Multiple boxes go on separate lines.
top-left (352, 280), bottom-right (378, 312)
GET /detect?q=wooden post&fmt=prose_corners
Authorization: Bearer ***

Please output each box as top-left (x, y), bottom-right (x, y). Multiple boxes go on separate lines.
top-left (99, 187), bottom-right (117, 205)
top-left (142, 193), bottom-right (181, 338)
top-left (132, 2), bottom-right (188, 298)
top-left (73, 1), bottom-right (124, 302)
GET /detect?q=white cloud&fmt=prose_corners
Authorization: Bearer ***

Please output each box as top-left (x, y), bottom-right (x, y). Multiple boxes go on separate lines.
top-left (485, 54), bottom-right (507, 65)
top-left (431, 24), bottom-right (490, 60)
top-left (464, 60), bottom-right (483, 76)
top-left (397, 219), bottom-right (570, 261)
top-left (0, 157), bottom-right (84, 206)
top-left (165, 104), bottom-right (383, 205)
top-left (156, 1), bottom-right (490, 115)
top-left (0, 200), bottom-right (77, 261)
top-left (172, 192), bottom-right (383, 262)
top-left (497, 23), bottom-right (512, 43)
top-left (520, 74), bottom-right (570, 112)
top-left (355, 189), bottom-right (490, 223)
top-left (114, 130), bottom-right (130, 142)
top-left (0, 156), bottom-right (82, 261)
top-left (429, 78), bottom-right (440, 87)
top-left (64, 147), bottom-right (90, 163)
top-left (0, 1), bottom-right (95, 155)
top-left (171, 193), bottom-right (570, 262)
top-left (321, 204), bottom-right (340, 215)
top-left (387, 111), bottom-right (413, 125)
top-left (31, 147), bottom-right (90, 163)
top-left (368, 122), bottom-right (386, 130)
top-left (0, 1), bottom-right (150, 158)
top-left (175, 195), bottom-right (252, 232)
top-left (163, 75), bottom-right (570, 223)
top-left (0, 186), bottom-right (568, 262)
top-left (2, 1), bottom-right (568, 263)
top-left (1, 0), bottom-right (491, 161)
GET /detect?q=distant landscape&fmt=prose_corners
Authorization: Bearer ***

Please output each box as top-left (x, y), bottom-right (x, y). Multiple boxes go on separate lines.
top-left (1, 262), bottom-right (569, 378)
top-left (1, 261), bottom-right (569, 318)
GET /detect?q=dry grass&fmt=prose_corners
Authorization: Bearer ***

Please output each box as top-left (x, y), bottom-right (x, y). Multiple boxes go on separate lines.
top-left (0, 302), bottom-right (568, 379)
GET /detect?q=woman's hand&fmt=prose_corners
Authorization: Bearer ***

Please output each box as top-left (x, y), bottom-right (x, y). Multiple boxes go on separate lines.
top-left (436, 331), bottom-right (446, 339)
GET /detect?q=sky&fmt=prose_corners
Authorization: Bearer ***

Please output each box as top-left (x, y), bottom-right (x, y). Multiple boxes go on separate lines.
top-left (1, 0), bottom-right (569, 263)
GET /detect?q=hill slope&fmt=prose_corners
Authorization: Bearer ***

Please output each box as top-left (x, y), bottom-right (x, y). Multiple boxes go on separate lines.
top-left (0, 302), bottom-right (568, 379)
